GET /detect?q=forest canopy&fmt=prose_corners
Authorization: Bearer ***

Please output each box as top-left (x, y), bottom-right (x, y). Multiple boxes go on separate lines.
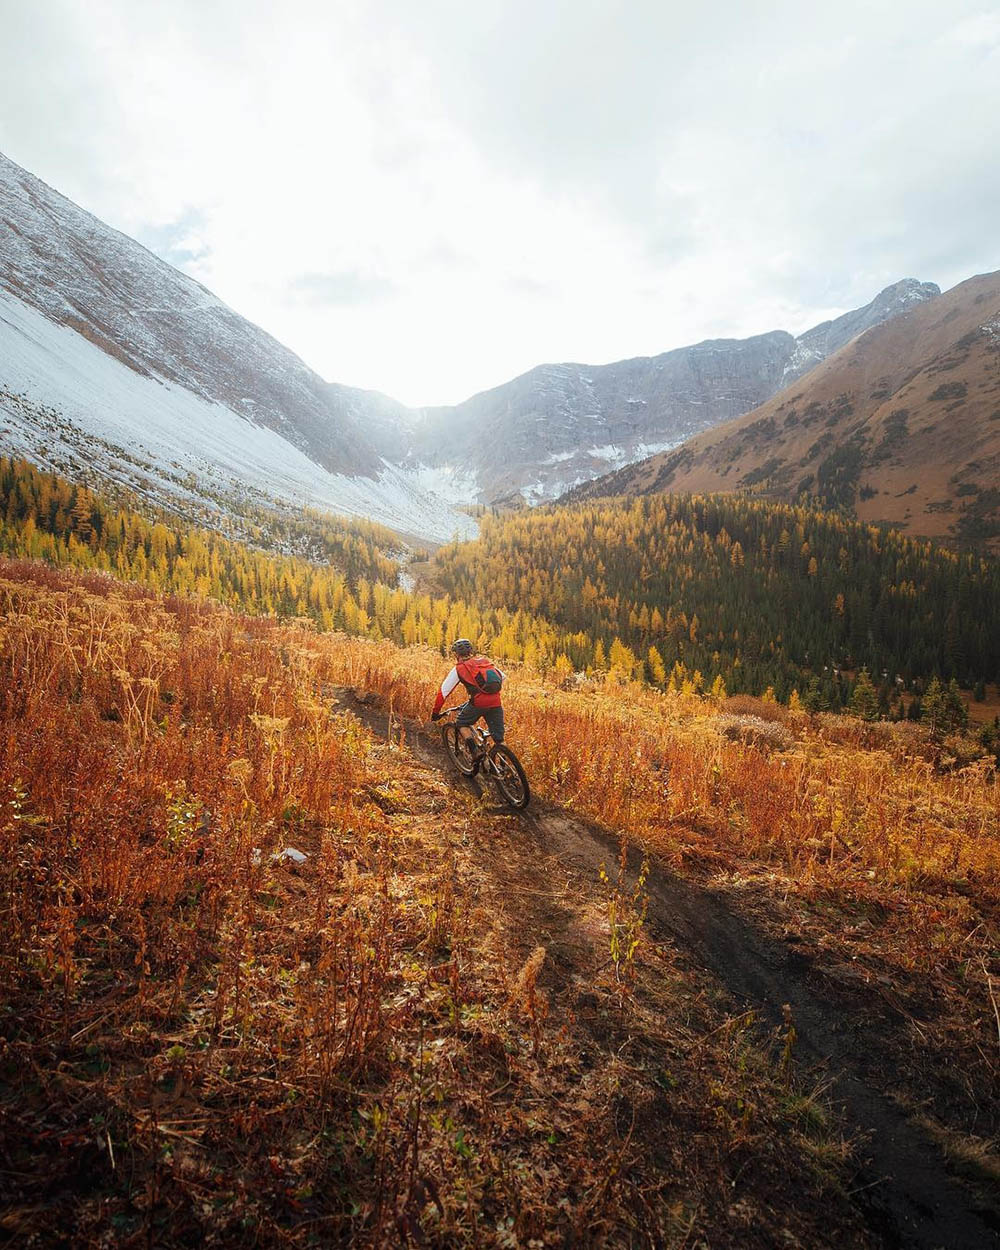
top-left (434, 494), bottom-right (1000, 704)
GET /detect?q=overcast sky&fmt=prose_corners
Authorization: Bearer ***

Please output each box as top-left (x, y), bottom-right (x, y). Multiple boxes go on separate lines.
top-left (2, 0), bottom-right (998, 406)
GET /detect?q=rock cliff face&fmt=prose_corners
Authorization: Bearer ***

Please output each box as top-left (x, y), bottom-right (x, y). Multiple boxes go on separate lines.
top-left (566, 271), bottom-right (1000, 550)
top-left (410, 331), bottom-right (799, 504)
top-left (383, 280), bottom-right (941, 505)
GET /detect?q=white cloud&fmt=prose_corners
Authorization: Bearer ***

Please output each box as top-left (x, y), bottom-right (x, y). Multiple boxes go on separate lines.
top-left (0, 0), bottom-right (998, 405)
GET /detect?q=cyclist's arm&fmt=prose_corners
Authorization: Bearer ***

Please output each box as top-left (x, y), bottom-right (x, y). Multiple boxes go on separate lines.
top-left (432, 666), bottom-right (461, 715)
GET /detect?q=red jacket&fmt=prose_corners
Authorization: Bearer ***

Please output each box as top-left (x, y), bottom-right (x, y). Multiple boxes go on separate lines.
top-left (432, 656), bottom-right (505, 713)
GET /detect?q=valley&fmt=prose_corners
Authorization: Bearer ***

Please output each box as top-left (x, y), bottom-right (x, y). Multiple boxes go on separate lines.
top-left (2, 142), bottom-right (1000, 1250)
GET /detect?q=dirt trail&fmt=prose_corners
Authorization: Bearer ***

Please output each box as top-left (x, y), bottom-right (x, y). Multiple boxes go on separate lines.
top-left (338, 690), bottom-right (999, 1249)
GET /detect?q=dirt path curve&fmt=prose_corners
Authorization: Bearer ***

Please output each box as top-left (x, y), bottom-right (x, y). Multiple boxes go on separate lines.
top-left (338, 690), bottom-right (998, 1249)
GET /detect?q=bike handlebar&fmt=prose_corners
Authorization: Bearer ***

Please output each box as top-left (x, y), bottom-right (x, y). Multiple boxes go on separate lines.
top-left (434, 704), bottom-right (467, 720)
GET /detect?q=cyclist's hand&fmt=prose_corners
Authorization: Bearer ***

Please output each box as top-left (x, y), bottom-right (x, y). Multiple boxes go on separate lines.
top-left (430, 711), bottom-right (442, 722)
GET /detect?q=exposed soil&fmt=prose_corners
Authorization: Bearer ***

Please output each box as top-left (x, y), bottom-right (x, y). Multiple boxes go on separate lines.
top-left (339, 688), bottom-right (1000, 1249)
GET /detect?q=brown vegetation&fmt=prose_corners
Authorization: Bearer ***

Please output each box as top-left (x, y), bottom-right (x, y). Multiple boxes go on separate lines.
top-left (336, 635), bottom-right (1000, 1140)
top-left (1, 559), bottom-right (884, 1247)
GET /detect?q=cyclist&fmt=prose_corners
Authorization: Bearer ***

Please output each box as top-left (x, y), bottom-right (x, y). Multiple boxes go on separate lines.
top-left (430, 638), bottom-right (506, 756)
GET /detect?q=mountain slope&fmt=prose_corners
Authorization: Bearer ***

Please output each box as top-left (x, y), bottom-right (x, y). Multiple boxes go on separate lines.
top-left (0, 151), bottom-right (474, 543)
top-left (388, 280), bottom-right (940, 505)
top-left (784, 278), bottom-right (941, 382)
top-left (570, 271), bottom-right (1000, 548)
top-left (412, 330), bottom-right (799, 505)
top-left (432, 494), bottom-right (1000, 697)
top-left (8, 551), bottom-right (998, 1249)
top-left (0, 149), bottom-right (946, 528)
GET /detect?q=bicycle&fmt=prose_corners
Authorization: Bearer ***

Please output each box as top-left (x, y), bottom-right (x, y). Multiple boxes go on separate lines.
top-left (437, 705), bottom-right (530, 810)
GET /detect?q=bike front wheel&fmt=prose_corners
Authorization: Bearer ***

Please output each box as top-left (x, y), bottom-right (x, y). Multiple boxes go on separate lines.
top-left (443, 724), bottom-right (479, 776)
top-left (489, 744), bottom-right (530, 809)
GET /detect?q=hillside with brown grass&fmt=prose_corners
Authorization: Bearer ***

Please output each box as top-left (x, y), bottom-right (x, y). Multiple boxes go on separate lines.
top-left (2, 558), bottom-right (998, 1246)
top-left (571, 271), bottom-right (1000, 549)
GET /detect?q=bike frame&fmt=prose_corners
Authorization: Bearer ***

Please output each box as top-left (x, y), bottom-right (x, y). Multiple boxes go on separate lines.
top-left (437, 704), bottom-right (530, 809)
top-left (438, 704), bottom-right (494, 760)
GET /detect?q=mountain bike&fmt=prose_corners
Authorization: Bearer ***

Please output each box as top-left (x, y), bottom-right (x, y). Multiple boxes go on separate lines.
top-left (438, 705), bottom-right (530, 809)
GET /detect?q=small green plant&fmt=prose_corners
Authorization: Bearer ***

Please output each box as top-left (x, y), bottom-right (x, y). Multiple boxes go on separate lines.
top-left (164, 784), bottom-right (202, 852)
top-left (599, 839), bottom-right (649, 986)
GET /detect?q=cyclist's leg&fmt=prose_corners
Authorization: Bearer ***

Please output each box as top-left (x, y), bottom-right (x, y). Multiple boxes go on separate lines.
top-left (455, 701), bottom-right (481, 751)
top-left (481, 705), bottom-right (505, 745)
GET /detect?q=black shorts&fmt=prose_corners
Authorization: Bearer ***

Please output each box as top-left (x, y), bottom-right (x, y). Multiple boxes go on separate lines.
top-left (456, 702), bottom-right (504, 743)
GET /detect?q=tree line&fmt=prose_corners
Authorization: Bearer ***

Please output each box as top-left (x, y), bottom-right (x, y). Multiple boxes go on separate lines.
top-left (434, 493), bottom-right (1000, 707)
top-left (3, 457), bottom-right (999, 713)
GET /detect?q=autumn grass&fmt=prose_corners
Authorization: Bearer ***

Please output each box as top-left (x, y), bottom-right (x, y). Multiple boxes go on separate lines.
top-left (328, 635), bottom-right (1000, 895)
top-left (326, 632), bottom-right (1000, 1133)
top-left (0, 559), bottom-right (878, 1247)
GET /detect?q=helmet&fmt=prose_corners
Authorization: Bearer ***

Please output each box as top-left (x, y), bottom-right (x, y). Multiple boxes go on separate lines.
top-left (450, 638), bottom-right (474, 658)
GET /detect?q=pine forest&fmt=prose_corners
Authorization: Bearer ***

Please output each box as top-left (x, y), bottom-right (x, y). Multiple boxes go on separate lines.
top-left (435, 494), bottom-right (1000, 707)
top-left (1, 455), bottom-right (999, 1246)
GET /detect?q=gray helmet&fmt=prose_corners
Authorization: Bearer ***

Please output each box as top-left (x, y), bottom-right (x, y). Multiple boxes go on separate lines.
top-left (451, 638), bottom-right (474, 658)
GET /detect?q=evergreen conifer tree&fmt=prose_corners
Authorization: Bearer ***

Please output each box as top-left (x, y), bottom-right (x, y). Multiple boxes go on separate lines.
top-left (849, 668), bottom-right (880, 721)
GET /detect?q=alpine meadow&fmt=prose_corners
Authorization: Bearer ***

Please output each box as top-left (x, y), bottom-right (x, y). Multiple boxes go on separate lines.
top-left (3, 7), bottom-right (1000, 1245)
top-left (2, 450), bottom-right (999, 1246)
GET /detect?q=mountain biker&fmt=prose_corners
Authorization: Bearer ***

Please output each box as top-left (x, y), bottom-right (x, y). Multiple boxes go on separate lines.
top-left (430, 639), bottom-right (506, 755)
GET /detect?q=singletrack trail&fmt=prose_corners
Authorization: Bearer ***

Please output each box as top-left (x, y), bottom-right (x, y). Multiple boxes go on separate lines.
top-left (336, 688), bottom-right (1000, 1250)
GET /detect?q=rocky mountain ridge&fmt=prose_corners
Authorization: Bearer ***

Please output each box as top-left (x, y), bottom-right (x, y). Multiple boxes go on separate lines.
top-left (567, 270), bottom-right (1000, 550)
top-left (382, 279), bottom-right (941, 505)
top-left (0, 150), bottom-right (473, 543)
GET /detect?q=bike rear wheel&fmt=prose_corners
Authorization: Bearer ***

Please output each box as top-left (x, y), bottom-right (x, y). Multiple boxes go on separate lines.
top-left (443, 724), bottom-right (479, 776)
top-left (489, 744), bottom-right (530, 809)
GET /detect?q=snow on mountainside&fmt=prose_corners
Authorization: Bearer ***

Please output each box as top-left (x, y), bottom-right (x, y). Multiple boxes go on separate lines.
top-left (0, 148), bottom-right (943, 525)
top-left (383, 282), bottom-right (941, 506)
top-left (783, 278), bottom-right (941, 384)
top-left (0, 295), bottom-right (471, 542)
top-left (0, 151), bottom-right (473, 544)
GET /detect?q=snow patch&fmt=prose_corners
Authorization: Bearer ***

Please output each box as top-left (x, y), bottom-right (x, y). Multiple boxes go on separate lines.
top-left (515, 438), bottom-right (684, 504)
top-left (781, 342), bottom-right (823, 382)
top-left (585, 439), bottom-right (679, 465)
top-left (404, 461), bottom-right (482, 506)
top-left (588, 443), bottom-right (628, 462)
top-left (979, 315), bottom-right (1000, 344)
top-left (0, 291), bottom-right (475, 544)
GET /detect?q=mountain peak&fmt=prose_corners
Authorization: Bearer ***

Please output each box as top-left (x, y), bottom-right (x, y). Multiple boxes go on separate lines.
top-left (569, 269), bottom-right (1000, 550)
top-left (786, 278), bottom-right (940, 384)
top-left (0, 148), bottom-right (477, 543)
top-left (875, 277), bottom-right (941, 302)
top-left (390, 280), bottom-right (943, 505)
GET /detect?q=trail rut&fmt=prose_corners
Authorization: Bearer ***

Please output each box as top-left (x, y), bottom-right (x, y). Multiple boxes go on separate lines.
top-left (338, 689), bottom-right (999, 1249)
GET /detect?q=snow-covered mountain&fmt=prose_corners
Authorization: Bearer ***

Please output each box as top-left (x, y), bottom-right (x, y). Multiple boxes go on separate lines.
top-left (782, 278), bottom-right (941, 384)
top-left (0, 148), bottom-right (941, 531)
top-left (0, 151), bottom-right (474, 544)
top-left (384, 279), bottom-right (941, 505)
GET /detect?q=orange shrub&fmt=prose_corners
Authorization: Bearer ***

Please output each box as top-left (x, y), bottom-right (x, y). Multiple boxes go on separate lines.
top-left (317, 636), bottom-right (1000, 904)
top-left (722, 693), bottom-right (790, 723)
